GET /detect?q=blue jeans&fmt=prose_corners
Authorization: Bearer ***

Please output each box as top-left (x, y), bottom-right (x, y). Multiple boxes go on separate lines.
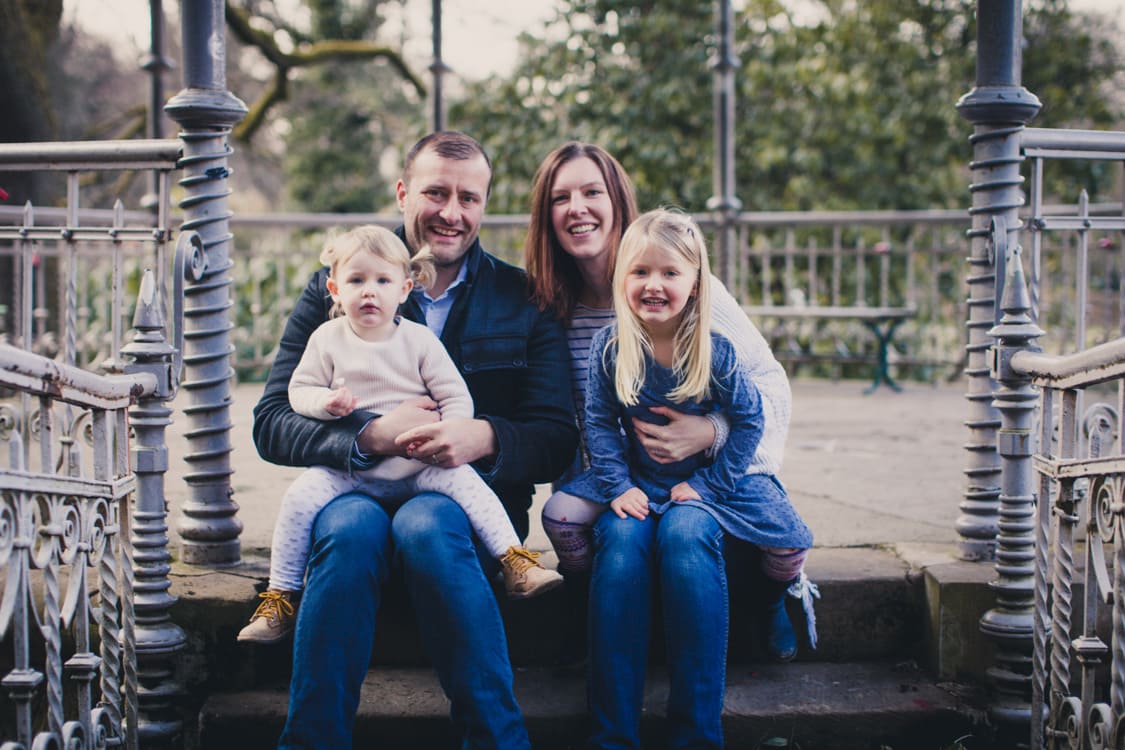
top-left (278, 492), bottom-right (531, 750)
top-left (588, 504), bottom-right (728, 750)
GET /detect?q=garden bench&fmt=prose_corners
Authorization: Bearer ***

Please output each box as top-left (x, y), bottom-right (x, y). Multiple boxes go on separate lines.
top-left (743, 303), bottom-right (918, 393)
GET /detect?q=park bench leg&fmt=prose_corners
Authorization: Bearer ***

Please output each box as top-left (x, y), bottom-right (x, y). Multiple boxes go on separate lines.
top-left (862, 319), bottom-right (905, 394)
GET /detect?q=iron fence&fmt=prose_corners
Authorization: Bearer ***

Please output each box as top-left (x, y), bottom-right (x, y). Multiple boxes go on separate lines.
top-left (985, 127), bottom-right (1125, 749)
top-left (0, 139), bottom-right (186, 747)
top-left (0, 344), bottom-right (154, 749)
top-left (7, 203), bottom-right (1117, 386)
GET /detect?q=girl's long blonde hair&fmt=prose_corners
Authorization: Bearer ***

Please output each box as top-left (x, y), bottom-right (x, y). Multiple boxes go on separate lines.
top-left (610, 209), bottom-right (712, 406)
top-left (319, 225), bottom-right (435, 317)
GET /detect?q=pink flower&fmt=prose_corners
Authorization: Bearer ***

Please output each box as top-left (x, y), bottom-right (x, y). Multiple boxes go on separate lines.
top-left (1097, 236), bottom-right (1117, 250)
top-left (873, 241), bottom-right (891, 255)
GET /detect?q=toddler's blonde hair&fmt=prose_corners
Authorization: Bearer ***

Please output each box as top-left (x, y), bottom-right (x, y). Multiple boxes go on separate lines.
top-left (319, 225), bottom-right (435, 317)
top-left (610, 208), bottom-right (712, 406)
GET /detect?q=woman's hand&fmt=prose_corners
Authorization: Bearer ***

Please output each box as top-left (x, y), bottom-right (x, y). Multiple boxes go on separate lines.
top-left (670, 481), bottom-right (701, 503)
top-left (632, 406), bottom-right (716, 464)
top-left (610, 487), bottom-right (650, 520)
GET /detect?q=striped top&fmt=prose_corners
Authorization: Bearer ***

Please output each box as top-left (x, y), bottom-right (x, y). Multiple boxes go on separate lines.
top-left (563, 304), bottom-right (617, 481)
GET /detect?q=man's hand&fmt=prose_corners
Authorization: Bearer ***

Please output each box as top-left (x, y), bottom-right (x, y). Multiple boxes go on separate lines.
top-left (357, 397), bottom-right (440, 457)
top-left (324, 387), bottom-right (359, 417)
top-left (395, 417), bottom-right (498, 468)
top-left (632, 406), bottom-right (716, 464)
top-left (670, 481), bottom-right (702, 503)
top-left (610, 487), bottom-right (650, 520)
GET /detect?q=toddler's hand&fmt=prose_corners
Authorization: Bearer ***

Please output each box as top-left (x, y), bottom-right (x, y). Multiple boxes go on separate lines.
top-left (610, 487), bottom-right (650, 520)
top-left (324, 387), bottom-right (358, 417)
top-left (670, 481), bottom-right (701, 503)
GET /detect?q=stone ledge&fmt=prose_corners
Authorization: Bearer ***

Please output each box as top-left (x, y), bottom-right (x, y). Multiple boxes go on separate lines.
top-left (198, 661), bottom-right (989, 750)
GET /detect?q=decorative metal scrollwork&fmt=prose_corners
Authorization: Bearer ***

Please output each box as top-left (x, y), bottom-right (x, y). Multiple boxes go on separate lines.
top-left (0, 492), bottom-right (14, 569)
top-left (1055, 696), bottom-right (1085, 750)
top-left (1085, 403), bottom-right (1120, 460)
top-left (1093, 475), bottom-right (1122, 545)
top-left (1089, 703), bottom-right (1115, 750)
top-left (0, 405), bottom-right (17, 443)
top-left (88, 706), bottom-right (117, 750)
top-left (28, 732), bottom-right (61, 750)
top-left (1088, 475), bottom-right (1122, 607)
top-left (1111, 712), bottom-right (1125, 749)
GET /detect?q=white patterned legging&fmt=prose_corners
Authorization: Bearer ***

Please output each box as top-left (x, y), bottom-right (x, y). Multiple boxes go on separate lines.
top-left (269, 464), bottom-right (520, 592)
top-left (542, 490), bottom-right (806, 581)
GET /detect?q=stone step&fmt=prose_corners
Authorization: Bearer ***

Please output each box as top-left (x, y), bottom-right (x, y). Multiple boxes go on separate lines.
top-left (197, 661), bottom-right (988, 750)
top-left (172, 546), bottom-right (934, 687)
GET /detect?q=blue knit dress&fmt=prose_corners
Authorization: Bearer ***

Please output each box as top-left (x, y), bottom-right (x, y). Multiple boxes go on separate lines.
top-left (561, 325), bottom-right (813, 550)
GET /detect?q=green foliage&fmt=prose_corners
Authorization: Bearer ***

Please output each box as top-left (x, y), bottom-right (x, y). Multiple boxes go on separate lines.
top-left (0, 0), bottom-right (63, 143)
top-left (449, 0), bottom-right (1123, 215)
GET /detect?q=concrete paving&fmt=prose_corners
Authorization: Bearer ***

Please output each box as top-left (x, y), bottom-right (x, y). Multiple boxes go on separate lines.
top-left (161, 376), bottom-right (971, 556)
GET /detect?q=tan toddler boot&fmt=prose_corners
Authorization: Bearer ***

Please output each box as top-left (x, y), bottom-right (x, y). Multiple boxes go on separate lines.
top-left (236, 589), bottom-right (297, 644)
top-left (500, 546), bottom-right (564, 599)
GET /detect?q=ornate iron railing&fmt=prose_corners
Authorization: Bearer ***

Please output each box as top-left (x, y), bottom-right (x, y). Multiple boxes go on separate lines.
top-left (3, 203), bottom-right (1118, 385)
top-left (984, 126), bottom-right (1125, 748)
top-left (0, 140), bottom-right (189, 747)
top-left (0, 344), bottom-right (156, 749)
top-left (993, 255), bottom-right (1125, 749)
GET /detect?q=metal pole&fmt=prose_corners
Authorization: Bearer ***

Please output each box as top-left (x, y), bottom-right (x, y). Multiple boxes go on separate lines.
top-left (122, 269), bottom-right (186, 747)
top-left (954, 0), bottom-right (1040, 562)
top-left (984, 233), bottom-right (1043, 748)
top-left (706, 0), bottom-right (741, 288)
top-left (431, 0), bottom-right (446, 131)
top-left (165, 0), bottom-right (247, 565)
top-left (141, 0), bottom-right (172, 210)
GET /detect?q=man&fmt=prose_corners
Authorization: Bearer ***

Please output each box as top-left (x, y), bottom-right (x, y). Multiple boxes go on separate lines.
top-left (252, 131), bottom-right (578, 749)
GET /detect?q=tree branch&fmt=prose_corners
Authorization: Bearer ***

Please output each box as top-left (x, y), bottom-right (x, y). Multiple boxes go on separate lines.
top-left (225, 0), bottom-right (426, 143)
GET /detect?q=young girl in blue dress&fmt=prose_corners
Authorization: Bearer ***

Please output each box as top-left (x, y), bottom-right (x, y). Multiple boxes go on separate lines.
top-left (553, 208), bottom-right (814, 747)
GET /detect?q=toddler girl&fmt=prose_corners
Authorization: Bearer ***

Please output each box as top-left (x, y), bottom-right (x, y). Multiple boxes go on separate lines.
top-left (238, 225), bottom-right (562, 643)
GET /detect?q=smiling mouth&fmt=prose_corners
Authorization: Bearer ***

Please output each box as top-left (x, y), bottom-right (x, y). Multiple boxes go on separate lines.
top-left (568, 223), bottom-right (597, 236)
top-left (640, 297), bottom-right (668, 307)
top-left (429, 225), bottom-right (461, 238)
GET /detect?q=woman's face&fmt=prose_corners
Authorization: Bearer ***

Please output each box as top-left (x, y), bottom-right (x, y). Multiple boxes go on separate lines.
top-left (549, 156), bottom-right (615, 265)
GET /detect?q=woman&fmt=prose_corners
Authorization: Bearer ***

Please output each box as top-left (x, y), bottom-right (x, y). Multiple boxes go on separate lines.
top-left (525, 142), bottom-right (808, 749)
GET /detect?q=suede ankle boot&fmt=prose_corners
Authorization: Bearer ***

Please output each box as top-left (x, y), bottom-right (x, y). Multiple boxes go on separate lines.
top-left (761, 577), bottom-right (798, 663)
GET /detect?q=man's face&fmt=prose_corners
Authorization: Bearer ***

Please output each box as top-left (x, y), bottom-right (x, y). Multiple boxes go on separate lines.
top-left (396, 149), bottom-right (491, 269)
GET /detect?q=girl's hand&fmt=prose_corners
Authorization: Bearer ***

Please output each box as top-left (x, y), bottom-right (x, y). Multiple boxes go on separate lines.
top-left (632, 406), bottom-right (716, 464)
top-left (670, 481), bottom-right (701, 503)
top-left (610, 487), bottom-right (650, 520)
top-left (324, 387), bottom-right (359, 417)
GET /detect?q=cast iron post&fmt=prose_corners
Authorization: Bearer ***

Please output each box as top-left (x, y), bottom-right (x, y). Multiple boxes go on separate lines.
top-left (707, 0), bottom-right (741, 287)
top-left (165, 0), bottom-right (247, 565)
top-left (955, 0), bottom-right (1040, 561)
top-left (141, 0), bottom-right (172, 210)
top-left (985, 232), bottom-right (1042, 748)
top-left (431, 0), bottom-right (447, 131)
top-left (121, 268), bottom-right (185, 746)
